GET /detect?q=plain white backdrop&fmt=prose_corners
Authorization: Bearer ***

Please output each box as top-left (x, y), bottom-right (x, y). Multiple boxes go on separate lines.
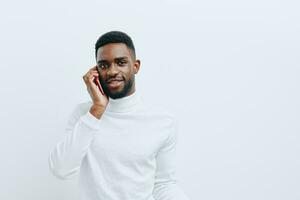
top-left (0, 0), bottom-right (299, 199)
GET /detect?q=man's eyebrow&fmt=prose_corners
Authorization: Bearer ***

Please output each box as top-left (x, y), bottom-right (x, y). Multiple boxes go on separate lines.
top-left (97, 57), bottom-right (128, 63)
top-left (97, 60), bottom-right (106, 64)
top-left (114, 56), bottom-right (128, 60)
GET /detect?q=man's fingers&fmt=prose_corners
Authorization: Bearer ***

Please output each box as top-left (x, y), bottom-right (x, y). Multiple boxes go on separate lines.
top-left (83, 66), bottom-right (99, 76)
top-left (83, 71), bottom-right (99, 81)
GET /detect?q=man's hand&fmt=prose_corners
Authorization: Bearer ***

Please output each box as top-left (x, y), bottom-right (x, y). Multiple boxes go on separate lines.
top-left (83, 65), bottom-right (109, 119)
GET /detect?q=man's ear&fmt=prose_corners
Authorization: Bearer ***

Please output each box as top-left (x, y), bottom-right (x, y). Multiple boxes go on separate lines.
top-left (133, 59), bottom-right (141, 74)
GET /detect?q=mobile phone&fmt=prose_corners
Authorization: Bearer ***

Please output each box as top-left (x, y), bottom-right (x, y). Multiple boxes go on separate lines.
top-left (94, 67), bottom-right (105, 95)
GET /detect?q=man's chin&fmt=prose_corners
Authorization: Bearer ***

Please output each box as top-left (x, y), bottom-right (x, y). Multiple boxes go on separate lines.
top-left (108, 92), bottom-right (127, 99)
top-left (102, 78), bottom-right (133, 99)
top-left (104, 87), bottom-right (126, 99)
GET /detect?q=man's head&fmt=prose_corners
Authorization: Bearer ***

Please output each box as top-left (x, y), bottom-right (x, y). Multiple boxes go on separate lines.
top-left (95, 31), bottom-right (140, 99)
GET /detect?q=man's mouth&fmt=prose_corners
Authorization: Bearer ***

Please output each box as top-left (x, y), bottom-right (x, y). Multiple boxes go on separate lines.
top-left (107, 80), bottom-right (124, 89)
top-left (107, 78), bottom-right (124, 83)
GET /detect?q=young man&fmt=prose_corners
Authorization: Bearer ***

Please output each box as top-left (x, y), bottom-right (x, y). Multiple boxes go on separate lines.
top-left (48, 31), bottom-right (190, 200)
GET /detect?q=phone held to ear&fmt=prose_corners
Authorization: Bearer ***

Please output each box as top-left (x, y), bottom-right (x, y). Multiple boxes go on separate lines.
top-left (94, 75), bottom-right (105, 95)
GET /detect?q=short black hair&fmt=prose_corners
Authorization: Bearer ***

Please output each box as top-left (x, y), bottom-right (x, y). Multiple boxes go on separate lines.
top-left (95, 31), bottom-right (136, 59)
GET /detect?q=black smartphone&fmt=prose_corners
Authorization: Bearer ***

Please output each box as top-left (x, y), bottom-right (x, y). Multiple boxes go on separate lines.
top-left (94, 65), bottom-right (105, 95)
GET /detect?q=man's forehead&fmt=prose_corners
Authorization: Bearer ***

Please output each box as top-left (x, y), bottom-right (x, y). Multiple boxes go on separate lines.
top-left (96, 43), bottom-right (131, 60)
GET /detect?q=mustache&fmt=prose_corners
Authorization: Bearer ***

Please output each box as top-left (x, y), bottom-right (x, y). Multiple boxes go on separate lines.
top-left (106, 76), bottom-right (124, 83)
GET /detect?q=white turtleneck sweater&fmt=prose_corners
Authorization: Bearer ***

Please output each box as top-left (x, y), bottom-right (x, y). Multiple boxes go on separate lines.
top-left (48, 90), bottom-right (190, 200)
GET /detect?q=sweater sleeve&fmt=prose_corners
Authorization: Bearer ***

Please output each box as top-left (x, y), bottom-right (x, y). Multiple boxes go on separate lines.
top-left (48, 103), bottom-right (101, 179)
top-left (153, 117), bottom-right (190, 200)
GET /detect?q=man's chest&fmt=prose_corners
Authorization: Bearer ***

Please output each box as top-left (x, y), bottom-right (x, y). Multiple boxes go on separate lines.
top-left (89, 116), bottom-right (169, 163)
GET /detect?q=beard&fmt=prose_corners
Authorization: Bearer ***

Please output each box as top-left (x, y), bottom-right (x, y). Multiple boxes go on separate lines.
top-left (99, 75), bottom-right (134, 99)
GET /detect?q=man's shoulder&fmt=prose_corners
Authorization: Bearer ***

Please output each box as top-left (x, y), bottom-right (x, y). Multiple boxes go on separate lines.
top-left (65, 100), bottom-right (93, 127)
top-left (70, 100), bottom-right (93, 117)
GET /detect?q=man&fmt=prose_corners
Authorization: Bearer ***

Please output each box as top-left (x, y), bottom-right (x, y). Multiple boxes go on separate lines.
top-left (48, 31), bottom-right (190, 200)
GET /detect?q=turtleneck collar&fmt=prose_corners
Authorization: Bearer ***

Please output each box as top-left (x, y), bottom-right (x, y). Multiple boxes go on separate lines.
top-left (105, 90), bottom-right (142, 113)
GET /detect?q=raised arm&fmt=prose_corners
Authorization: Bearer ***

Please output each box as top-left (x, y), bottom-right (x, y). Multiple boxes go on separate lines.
top-left (48, 65), bottom-right (109, 179)
top-left (48, 103), bottom-right (103, 179)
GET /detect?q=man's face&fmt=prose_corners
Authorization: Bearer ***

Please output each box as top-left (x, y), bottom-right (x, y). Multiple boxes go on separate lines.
top-left (96, 43), bottom-right (140, 99)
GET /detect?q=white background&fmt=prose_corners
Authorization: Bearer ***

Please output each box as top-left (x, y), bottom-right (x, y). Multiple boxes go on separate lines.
top-left (0, 0), bottom-right (299, 199)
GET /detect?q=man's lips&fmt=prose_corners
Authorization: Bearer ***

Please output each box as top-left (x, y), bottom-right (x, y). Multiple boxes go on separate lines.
top-left (107, 80), bottom-right (124, 88)
top-left (107, 78), bottom-right (124, 83)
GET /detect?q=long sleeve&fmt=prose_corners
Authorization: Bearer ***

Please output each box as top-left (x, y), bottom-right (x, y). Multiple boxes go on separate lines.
top-left (153, 117), bottom-right (190, 200)
top-left (48, 103), bottom-right (101, 179)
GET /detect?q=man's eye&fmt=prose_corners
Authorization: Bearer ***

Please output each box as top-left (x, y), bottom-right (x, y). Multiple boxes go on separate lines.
top-left (98, 63), bottom-right (109, 69)
top-left (117, 60), bottom-right (127, 65)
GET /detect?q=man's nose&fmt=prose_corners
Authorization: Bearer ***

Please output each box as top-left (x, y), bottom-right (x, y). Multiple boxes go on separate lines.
top-left (107, 63), bottom-right (119, 76)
